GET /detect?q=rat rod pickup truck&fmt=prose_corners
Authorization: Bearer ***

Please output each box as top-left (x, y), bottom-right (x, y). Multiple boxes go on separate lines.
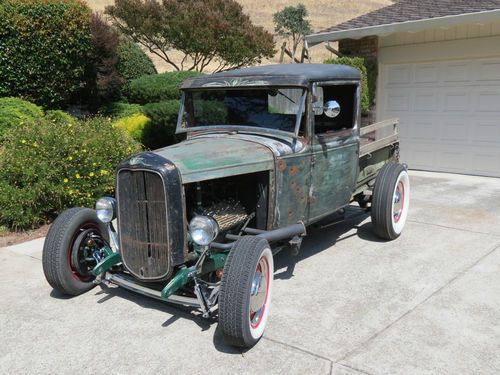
top-left (43, 64), bottom-right (409, 348)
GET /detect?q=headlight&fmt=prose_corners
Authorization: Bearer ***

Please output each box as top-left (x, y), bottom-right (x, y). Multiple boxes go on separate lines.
top-left (95, 197), bottom-right (116, 223)
top-left (189, 216), bottom-right (218, 246)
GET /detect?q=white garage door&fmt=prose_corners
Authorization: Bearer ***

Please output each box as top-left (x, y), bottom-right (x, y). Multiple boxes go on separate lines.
top-left (379, 57), bottom-right (500, 177)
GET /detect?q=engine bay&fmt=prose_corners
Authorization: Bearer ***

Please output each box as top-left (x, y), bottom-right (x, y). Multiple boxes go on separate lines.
top-left (184, 171), bottom-right (270, 241)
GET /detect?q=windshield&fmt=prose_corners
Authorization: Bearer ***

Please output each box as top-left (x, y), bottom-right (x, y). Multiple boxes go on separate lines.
top-left (179, 87), bottom-right (306, 134)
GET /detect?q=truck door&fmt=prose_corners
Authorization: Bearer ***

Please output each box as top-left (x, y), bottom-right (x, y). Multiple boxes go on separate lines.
top-left (308, 82), bottom-right (360, 222)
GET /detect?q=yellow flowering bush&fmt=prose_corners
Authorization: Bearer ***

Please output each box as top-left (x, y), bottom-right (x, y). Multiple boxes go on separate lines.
top-left (0, 116), bottom-right (143, 230)
top-left (113, 113), bottom-right (151, 143)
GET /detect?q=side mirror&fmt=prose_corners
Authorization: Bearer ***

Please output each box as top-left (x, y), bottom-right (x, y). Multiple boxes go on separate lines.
top-left (324, 100), bottom-right (341, 118)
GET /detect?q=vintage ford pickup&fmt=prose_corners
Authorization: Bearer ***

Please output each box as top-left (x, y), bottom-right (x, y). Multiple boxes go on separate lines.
top-left (42, 64), bottom-right (409, 347)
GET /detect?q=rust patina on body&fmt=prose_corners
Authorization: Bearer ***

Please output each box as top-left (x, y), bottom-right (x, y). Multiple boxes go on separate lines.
top-left (43, 64), bottom-right (405, 348)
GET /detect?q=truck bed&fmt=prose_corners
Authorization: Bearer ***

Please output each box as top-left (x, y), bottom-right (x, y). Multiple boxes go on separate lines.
top-left (353, 118), bottom-right (400, 196)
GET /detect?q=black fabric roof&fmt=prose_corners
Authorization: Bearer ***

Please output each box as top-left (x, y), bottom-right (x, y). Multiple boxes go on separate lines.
top-left (319, 0), bottom-right (500, 33)
top-left (181, 64), bottom-right (360, 89)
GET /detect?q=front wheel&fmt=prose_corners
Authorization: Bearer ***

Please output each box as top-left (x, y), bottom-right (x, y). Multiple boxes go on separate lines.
top-left (218, 236), bottom-right (273, 348)
top-left (42, 207), bottom-right (109, 296)
top-left (371, 163), bottom-right (410, 240)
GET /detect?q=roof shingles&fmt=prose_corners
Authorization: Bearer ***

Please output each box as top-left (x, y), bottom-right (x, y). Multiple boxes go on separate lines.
top-left (319, 0), bottom-right (500, 33)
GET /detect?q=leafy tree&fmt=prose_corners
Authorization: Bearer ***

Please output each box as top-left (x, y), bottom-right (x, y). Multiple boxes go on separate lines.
top-left (106, 0), bottom-right (275, 72)
top-left (273, 4), bottom-right (312, 63)
top-left (83, 13), bottom-right (124, 109)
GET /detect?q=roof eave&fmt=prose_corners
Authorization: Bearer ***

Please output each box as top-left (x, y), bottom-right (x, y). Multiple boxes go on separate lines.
top-left (306, 9), bottom-right (500, 47)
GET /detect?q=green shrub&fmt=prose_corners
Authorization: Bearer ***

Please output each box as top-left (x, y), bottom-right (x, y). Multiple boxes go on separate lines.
top-left (113, 113), bottom-right (151, 142)
top-left (45, 110), bottom-right (75, 124)
top-left (101, 102), bottom-right (144, 119)
top-left (0, 0), bottom-right (93, 108)
top-left (142, 100), bottom-right (181, 149)
top-left (364, 57), bottom-right (378, 106)
top-left (0, 117), bottom-right (142, 229)
top-left (117, 39), bottom-right (157, 82)
top-left (125, 71), bottom-right (203, 104)
top-left (0, 97), bottom-right (44, 137)
top-left (324, 56), bottom-right (370, 114)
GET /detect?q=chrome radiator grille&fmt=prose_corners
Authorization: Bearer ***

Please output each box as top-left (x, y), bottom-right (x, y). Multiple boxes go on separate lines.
top-left (117, 170), bottom-right (171, 280)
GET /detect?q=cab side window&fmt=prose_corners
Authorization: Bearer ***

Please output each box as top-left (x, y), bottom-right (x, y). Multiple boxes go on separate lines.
top-left (314, 84), bottom-right (357, 136)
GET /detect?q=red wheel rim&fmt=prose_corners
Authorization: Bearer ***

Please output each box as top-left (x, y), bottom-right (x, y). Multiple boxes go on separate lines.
top-left (249, 255), bottom-right (270, 329)
top-left (67, 223), bottom-right (101, 282)
top-left (393, 181), bottom-right (405, 223)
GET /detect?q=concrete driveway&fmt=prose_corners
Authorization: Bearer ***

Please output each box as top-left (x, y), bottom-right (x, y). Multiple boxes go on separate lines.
top-left (1, 171), bottom-right (499, 375)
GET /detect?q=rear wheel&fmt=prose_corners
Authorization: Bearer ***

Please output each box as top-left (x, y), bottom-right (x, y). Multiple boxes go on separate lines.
top-left (42, 208), bottom-right (109, 296)
top-left (371, 163), bottom-right (410, 240)
top-left (219, 236), bottom-right (273, 348)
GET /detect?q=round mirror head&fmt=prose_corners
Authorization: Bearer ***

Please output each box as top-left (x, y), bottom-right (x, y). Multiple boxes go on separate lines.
top-left (324, 100), bottom-right (341, 118)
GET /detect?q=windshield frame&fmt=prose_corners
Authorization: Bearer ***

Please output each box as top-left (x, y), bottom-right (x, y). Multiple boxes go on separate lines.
top-left (175, 87), bottom-right (308, 138)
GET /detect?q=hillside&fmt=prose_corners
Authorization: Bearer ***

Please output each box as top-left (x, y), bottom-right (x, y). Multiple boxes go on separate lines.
top-left (85, 0), bottom-right (392, 71)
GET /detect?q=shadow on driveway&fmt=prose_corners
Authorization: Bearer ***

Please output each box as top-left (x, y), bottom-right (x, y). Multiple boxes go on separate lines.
top-left (273, 205), bottom-right (385, 280)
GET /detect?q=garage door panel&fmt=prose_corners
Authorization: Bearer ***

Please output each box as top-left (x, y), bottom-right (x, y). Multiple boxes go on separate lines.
top-left (476, 59), bottom-right (500, 81)
top-left (414, 90), bottom-right (439, 112)
top-left (443, 62), bottom-right (471, 82)
top-left (471, 121), bottom-right (500, 143)
top-left (471, 148), bottom-right (500, 175)
top-left (386, 65), bottom-right (412, 85)
top-left (380, 56), bottom-right (500, 177)
top-left (443, 91), bottom-right (470, 112)
top-left (385, 90), bottom-right (410, 111)
top-left (442, 120), bottom-right (468, 141)
top-left (411, 120), bottom-right (436, 140)
top-left (402, 142), bottom-right (436, 170)
top-left (415, 63), bottom-right (439, 83)
top-left (437, 145), bottom-right (470, 171)
top-left (475, 91), bottom-right (500, 112)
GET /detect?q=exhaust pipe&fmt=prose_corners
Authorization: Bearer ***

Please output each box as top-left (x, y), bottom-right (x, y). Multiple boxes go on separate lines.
top-left (211, 222), bottom-right (306, 250)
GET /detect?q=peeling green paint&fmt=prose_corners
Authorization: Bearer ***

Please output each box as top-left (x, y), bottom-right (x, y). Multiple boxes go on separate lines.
top-left (161, 266), bottom-right (194, 298)
top-left (154, 136), bottom-right (274, 183)
top-left (91, 250), bottom-right (121, 276)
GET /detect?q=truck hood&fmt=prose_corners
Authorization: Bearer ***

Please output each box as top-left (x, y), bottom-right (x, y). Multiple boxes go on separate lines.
top-left (153, 136), bottom-right (277, 183)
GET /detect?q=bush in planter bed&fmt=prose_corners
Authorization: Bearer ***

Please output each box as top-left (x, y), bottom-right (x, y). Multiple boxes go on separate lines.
top-left (45, 110), bottom-right (75, 124)
top-left (141, 100), bottom-right (181, 149)
top-left (117, 39), bottom-right (157, 82)
top-left (101, 102), bottom-right (144, 119)
top-left (0, 117), bottom-right (142, 230)
top-left (113, 113), bottom-right (151, 143)
top-left (125, 71), bottom-right (203, 104)
top-left (0, 97), bottom-right (44, 137)
top-left (0, 0), bottom-right (93, 108)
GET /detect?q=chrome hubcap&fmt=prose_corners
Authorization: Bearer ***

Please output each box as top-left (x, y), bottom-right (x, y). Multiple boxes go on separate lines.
top-left (249, 256), bottom-right (269, 328)
top-left (393, 181), bottom-right (404, 223)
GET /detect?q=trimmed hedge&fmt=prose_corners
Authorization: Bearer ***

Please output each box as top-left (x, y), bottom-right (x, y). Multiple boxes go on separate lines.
top-left (102, 102), bottom-right (144, 119)
top-left (125, 71), bottom-right (203, 104)
top-left (0, 0), bottom-right (93, 108)
top-left (0, 97), bottom-right (44, 137)
top-left (117, 39), bottom-right (157, 82)
top-left (142, 100), bottom-right (181, 149)
top-left (324, 56), bottom-right (370, 114)
top-left (0, 116), bottom-right (142, 229)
